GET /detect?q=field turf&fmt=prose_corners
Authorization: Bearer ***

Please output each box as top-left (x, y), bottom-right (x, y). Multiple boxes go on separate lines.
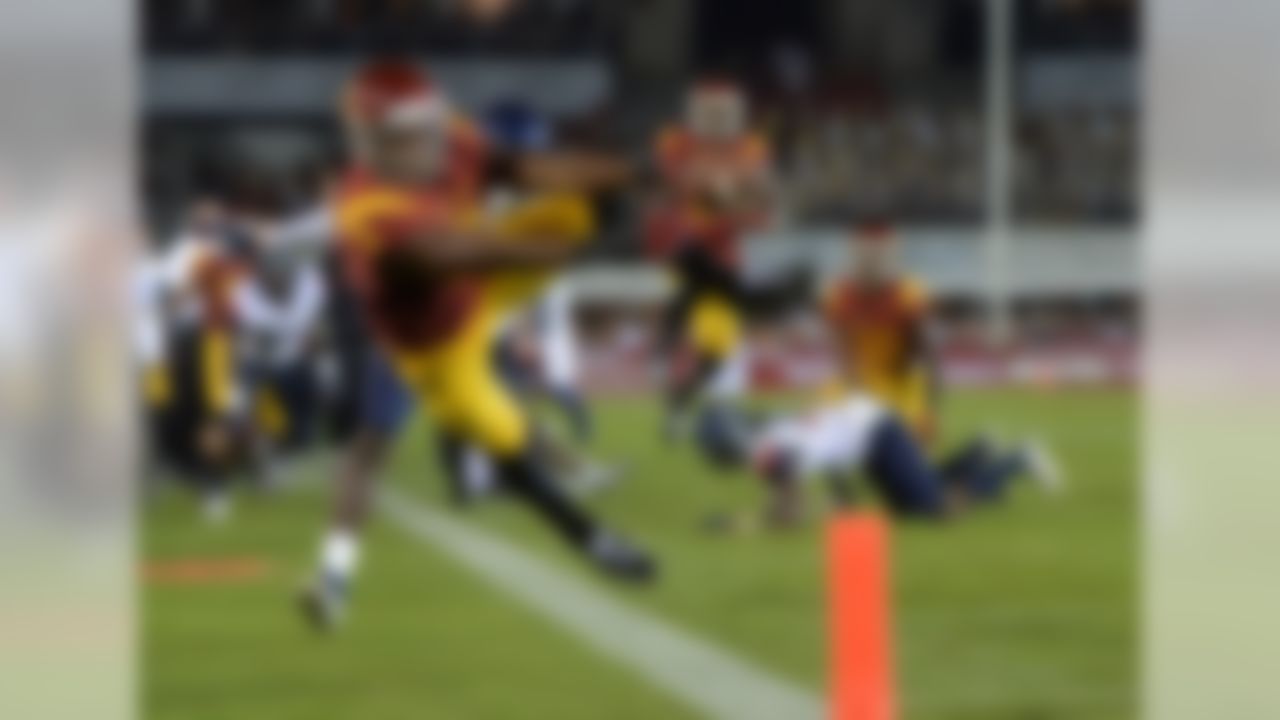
top-left (144, 388), bottom-right (1135, 719)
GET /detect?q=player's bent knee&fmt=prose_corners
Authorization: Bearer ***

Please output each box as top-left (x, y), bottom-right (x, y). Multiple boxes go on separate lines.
top-left (449, 385), bottom-right (530, 459)
top-left (474, 409), bottom-right (528, 458)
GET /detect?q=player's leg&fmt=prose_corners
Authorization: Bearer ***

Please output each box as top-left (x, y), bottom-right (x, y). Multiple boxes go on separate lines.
top-left (275, 362), bottom-right (318, 455)
top-left (442, 363), bottom-right (590, 544)
top-left (536, 331), bottom-right (623, 489)
top-left (490, 332), bottom-right (611, 488)
top-left (492, 334), bottom-right (537, 399)
top-left (665, 352), bottom-right (723, 439)
top-left (167, 351), bottom-right (223, 510)
top-left (191, 327), bottom-right (244, 522)
top-left (862, 416), bottom-right (950, 518)
top-left (138, 356), bottom-right (175, 478)
top-left (546, 383), bottom-right (592, 444)
top-left (935, 436), bottom-right (993, 479)
top-left (542, 337), bottom-right (593, 445)
top-left (665, 295), bottom-right (741, 441)
top-left (692, 393), bottom-right (758, 470)
top-left (441, 347), bottom-right (606, 505)
top-left (947, 451), bottom-right (1027, 504)
top-left (942, 437), bottom-right (1063, 503)
top-left (865, 418), bottom-right (1059, 518)
top-left (657, 279), bottom-right (696, 355)
top-left (241, 367), bottom-right (284, 489)
top-left (302, 347), bottom-right (412, 630)
top-left (325, 285), bottom-right (369, 444)
top-left (436, 346), bottom-right (655, 583)
top-left (434, 431), bottom-right (503, 506)
top-left (302, 428), bottom-right (387, 619)
top-left (885, 369), bottom-right (937, 446)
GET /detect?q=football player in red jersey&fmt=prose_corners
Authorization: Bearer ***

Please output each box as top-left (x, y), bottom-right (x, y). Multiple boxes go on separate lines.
top-left (302, 60), bottom-right (654, 629)
top-left (821, 221), bottom-right (939, 444)
top-left (647, 79), bottom-right (778, 441)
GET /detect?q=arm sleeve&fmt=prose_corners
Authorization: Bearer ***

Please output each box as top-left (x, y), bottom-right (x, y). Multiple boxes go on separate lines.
top-left (159, 237), bottom-right (202, 292)
top-left (268, 205), bottom-right (335, 261)
top-left (289, 268), bottom-right (328, 331)
top-left (276, 269), bottom-right (327, 362)
top-left (231, 281), bottom-right (277, 333)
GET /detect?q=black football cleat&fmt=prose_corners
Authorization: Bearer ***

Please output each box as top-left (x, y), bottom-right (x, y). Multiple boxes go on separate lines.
top-left (588, 531), bottom-right (658, 585)
top-left (297, 575), bottom-right (347, 633)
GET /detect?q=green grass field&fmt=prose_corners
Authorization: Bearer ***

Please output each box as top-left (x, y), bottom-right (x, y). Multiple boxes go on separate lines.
top-left (144, 388), bottom-right (1135, 720)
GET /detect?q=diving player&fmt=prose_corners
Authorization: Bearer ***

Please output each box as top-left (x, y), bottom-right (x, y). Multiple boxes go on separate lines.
top-left (695, 392), bottom-right (1062, 532)
top-left (302, 60), bottom-right (654, 630)
top-left (647, 79), bottom-right (776, 441)
top-left (823, 221), bottom-right (938, 443)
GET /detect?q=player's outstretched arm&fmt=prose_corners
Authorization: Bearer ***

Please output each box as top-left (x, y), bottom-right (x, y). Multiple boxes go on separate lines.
top-left (512, 150), bottom-right (635, 193)
top-left (408, 226), bottom-right (578, 272)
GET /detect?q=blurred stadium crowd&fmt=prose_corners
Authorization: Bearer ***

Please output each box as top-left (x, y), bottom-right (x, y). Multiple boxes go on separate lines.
top-left (144, 0), bottom-right (1136, 231)
top-left (144, 0), bottom-right (613, 55)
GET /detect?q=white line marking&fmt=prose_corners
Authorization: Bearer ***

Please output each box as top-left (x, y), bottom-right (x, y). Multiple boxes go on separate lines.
top-left (378, 487), bottom-right (824, 720)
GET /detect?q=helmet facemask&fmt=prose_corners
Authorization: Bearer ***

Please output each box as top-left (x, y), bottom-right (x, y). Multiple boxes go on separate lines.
top-left (687, 85), bottom-right (747, 142)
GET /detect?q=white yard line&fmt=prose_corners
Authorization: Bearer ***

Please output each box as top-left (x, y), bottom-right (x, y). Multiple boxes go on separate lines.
top-left (378, 487), bottom-right (825, 720)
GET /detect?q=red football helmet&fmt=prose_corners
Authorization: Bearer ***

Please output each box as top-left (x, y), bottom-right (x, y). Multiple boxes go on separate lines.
top-left (341, 60), bottom-right (453, 181)
top-left (343, 60), bottom-right (447, 129)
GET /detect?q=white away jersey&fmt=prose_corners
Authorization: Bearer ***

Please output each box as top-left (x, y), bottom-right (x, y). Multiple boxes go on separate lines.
top-left (234, 266), bottom-right (327, 368)
top-left (753, 394), bottom-right (888, 477)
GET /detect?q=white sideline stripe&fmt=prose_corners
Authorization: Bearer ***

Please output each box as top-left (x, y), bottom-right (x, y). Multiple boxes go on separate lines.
top-left (378, 487), bottom-right (824, 720)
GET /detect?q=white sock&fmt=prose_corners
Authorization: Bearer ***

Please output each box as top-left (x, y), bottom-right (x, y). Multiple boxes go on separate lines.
top-left (320, 529), bottom-right (360, 583)
top-left (463, 447), bottom-right (495, 497)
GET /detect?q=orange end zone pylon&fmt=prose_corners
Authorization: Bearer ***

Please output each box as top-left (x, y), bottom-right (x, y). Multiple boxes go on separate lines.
top-left (828, 513), bottom-right (896, 720)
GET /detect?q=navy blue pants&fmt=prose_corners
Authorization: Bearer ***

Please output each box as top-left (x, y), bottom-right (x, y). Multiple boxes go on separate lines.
top-left (261, 362), bottom-right (319, 452)
top-left (865, 419), bottom-right (1026, 516)
top-left (357, 346), bottom-right (413, 437)
top-left (864, 417), bottom-right (948, 516)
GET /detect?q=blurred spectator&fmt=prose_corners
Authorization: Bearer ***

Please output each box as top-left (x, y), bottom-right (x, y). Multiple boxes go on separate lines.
top-left (143, 0), bottom-right (1137, 233)
top-left (777, 96), bottom-right (1134, 225)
